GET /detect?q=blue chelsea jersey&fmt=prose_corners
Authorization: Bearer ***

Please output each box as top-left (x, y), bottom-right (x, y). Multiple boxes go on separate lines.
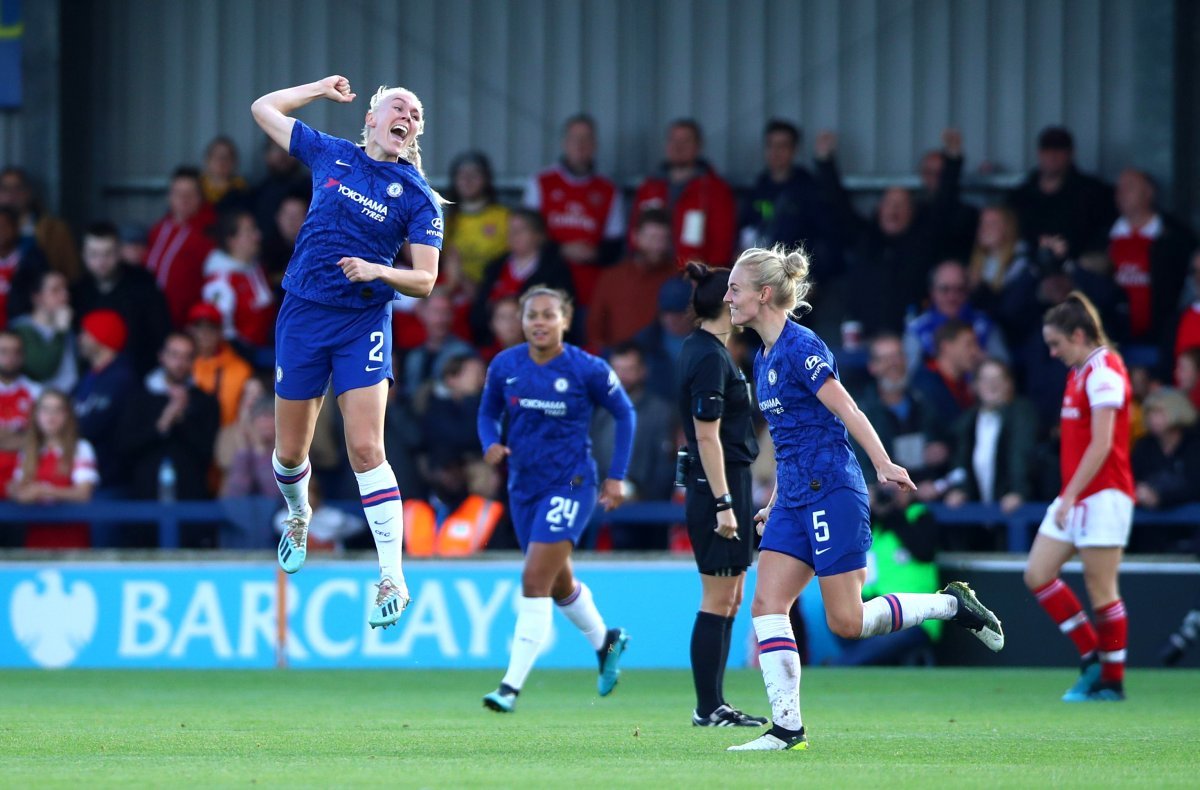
top-left (283, 120), bottom-right (444, 309)
top-left (754, 320), bottom-right (867, 507)
top-left (478, 344), bottom-right (634, 498)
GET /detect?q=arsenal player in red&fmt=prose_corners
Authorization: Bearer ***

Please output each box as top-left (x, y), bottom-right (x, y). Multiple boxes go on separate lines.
top-left (1024, 292), bottom-right (1134, 702)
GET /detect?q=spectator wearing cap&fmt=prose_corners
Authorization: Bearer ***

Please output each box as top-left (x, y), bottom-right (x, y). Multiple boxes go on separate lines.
top-left (1008, 126), bottom-right (1116, 258)
top-left (72, 221), bottom-right (171, 376)
top-left (588, 208), bottom-right (677, 353)
top-left (634, 276), bottom-right (695, 399)
top-left (12, 271), bottom-right (78, 393)
top-left (73, 308), bottom-right (135, 490)
top-left (187, 302), bottom-right (253, 428)
top-left (118, 332), bottom-right (220, 545)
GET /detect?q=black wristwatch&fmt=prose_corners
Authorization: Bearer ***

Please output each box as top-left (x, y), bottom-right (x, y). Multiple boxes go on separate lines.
top-left (714, 494), bottom-right (734, 512)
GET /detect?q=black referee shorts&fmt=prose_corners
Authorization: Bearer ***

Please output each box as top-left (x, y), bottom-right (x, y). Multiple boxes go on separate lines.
top-left (685, 462), bottom-right (755, 576)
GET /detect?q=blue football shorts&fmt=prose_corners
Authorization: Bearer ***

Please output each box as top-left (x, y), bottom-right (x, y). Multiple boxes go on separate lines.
top-left (274, 292), bottom-right (393, 400)
top-left (509, 485), bottom-right (598, 552)
top-left (759, 486), bottom-right (872, 577)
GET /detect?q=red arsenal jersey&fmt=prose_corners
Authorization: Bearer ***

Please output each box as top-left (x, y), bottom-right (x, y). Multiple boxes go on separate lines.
top-left (1059, 347), bottom-right (1134, 499)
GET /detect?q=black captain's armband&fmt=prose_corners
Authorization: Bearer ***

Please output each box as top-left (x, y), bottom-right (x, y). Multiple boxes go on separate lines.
top-left (693, 393), bottom-right (724, 421)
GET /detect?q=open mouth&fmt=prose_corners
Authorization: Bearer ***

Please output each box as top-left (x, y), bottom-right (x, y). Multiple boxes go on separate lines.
top-left (389, 123), bottom-right (410, 144)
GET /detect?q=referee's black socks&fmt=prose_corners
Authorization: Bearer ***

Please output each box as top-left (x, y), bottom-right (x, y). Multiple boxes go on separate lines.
top-left (692, 611), bottom-right (734, 717)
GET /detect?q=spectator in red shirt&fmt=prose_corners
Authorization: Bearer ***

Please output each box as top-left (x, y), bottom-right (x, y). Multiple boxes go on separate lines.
top-left (10, 389), bottom-right (99, 548)
top-left (588, 207), bottom-right (676, 352)
top-left (1107, 168), bottom-right (1196, 354)
top-left (1173, 251), bottom-right (1200, 362)
top-left (0, 330), bottom-right (39, 497)
top-left (469, 209), bottom-right (575, 345)
top-left (202, 209), bottom-right (276, 354)
top-left (629, 120), bottom-right (736, 268)
top-left (145, 166), bottom-right (217, 328)
top-left (524, 114), bottom-right (625, 305)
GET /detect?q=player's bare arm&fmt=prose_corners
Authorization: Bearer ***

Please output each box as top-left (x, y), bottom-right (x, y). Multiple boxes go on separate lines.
top-left (251, 75), bottom-right (356, 150)
top-left (815, 377), bottom-right (915, 491)
top-left (337, 244), bottom-right (438, 299)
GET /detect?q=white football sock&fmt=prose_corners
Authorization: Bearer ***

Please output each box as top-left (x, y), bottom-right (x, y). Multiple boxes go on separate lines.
top-left (355, 461), bottom-right (403, 581)
top-left (501, 596), bottom-right (553, 691)
top-left (752, 614), bottom-right (802, 731)
top-left (859, 593), bottom-right (957, 638)
top-left (555, 582), bottom-right (607, 651)
top-left (272, 451), bottom-right (311, 518)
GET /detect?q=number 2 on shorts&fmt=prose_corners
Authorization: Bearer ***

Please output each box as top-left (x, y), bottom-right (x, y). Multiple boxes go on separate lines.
top-left (812, 509), bottom-right (830, 543)
top-left (547, 496), bottom-right (580, 529)
top-left (368, 331), bottom-right (384, 363)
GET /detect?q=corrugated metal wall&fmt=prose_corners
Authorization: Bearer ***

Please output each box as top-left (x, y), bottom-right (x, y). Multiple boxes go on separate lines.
top-left (59, 0), bottom-right (1168, 222)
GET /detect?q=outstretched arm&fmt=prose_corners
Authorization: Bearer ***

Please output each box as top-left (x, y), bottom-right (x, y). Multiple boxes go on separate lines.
top-left (251, 76), bottom-right (356, 150)
top-left (816, 377), bottom-right (915, 491)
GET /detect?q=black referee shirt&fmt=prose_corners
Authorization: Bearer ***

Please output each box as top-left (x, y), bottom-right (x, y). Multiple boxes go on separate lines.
top-left (677, 328), bottom-right (758, 464)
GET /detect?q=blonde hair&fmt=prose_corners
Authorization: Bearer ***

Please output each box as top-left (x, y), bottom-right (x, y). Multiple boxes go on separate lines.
top-left (519, 285), bottom-right (574, 324)
top-left (733, 244), bottom-right (812, 315)
top-left (1144, 387), bottom-right (1197, 430)
top-left (361, 85), bottom-right (446, 205)
top-left (967, 205), bottom-right (1018, 291)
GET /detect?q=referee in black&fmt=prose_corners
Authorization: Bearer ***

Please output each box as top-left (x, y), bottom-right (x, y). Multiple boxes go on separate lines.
top-left (676, 262), bottom-right (766, 728)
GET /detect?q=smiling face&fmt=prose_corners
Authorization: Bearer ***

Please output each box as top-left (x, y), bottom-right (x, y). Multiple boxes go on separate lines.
top-left (521, 293), bottom-right (569, 353)
top-left (975, 360), bottom-right (1013, 409)
top-left (725, 262), bottom-right (763, 328)
top-left (365, 88), bottom-right (423, 161)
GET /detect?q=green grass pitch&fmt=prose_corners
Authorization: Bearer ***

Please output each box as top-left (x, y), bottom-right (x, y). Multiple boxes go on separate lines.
top-left (1, 668), bottom-right (1197, 787)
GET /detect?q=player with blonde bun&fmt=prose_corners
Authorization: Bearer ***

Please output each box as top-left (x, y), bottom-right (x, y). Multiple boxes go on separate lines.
top-left (724, 245), bottom-right (1004, 751)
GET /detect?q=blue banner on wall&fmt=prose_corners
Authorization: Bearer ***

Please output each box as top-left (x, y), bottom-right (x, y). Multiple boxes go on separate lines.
top-left (0, 561), bottom-right (801, 670)
top-left (0, 0), bottom-right (20, 109)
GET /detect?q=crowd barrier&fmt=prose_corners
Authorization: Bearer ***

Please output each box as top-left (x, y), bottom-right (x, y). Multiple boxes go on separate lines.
top-left (1, 498), bottom-right (1197, 553)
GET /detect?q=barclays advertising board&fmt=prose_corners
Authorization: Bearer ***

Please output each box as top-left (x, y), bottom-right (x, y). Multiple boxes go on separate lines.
top-left (0, 561), bottom-right (779, 670)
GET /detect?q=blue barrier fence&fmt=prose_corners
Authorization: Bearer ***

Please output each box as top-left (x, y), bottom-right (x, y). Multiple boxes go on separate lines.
top-left (1, 498), bottom-right (1198, 552)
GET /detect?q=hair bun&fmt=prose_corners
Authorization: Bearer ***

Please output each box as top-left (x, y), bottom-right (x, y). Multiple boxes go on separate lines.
top-left (683, 260), bottom-right (708, 283)
top-left (779, 248), bottom-right (810, 282)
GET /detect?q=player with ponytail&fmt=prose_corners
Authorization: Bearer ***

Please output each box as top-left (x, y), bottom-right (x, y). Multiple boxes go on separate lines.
top-left (723, 245), bottom-right (1004, 752)
top-left (1025, 292), bottom-right (1134, 702)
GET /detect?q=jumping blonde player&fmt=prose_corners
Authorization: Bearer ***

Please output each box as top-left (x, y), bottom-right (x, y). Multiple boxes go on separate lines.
top-left (251, 75), bottom-right (443, 628)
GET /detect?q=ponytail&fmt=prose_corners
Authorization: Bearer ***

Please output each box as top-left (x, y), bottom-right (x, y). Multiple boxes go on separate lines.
top-left (683, 261), bottom-right (730, 321)
top-left (1043, 291), bottom-right (1112, 348)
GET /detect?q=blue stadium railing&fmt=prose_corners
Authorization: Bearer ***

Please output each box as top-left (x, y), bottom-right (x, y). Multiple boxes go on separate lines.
top-left (0, 498), bottom-right (1197, 552)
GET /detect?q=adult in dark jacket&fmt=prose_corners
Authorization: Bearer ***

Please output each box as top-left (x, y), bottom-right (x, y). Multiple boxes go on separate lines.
top-left (914, 129), bottom-right (980, 264)
top-left (939, 359), bottom-right (1038, 513)
top-left (71, 222), bottom-right (171, 376)
top-left (1007, 126), bottom-right (1116, 258)
top-left (119, 332), bottom-right (219, 505)
top-left (853, 333), bottom-right (950, 484)
top-left (740, 119), bottom-right (840, 281)
top-left (469, 209), bottom-right (576, 345)
top-left (817, 131), bottom-right (958, 336)
top-left (73, 309), bottom-right (136, 490)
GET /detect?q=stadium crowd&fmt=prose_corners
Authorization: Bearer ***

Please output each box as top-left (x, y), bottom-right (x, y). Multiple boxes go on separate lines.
top-left (1, 118), bottom-right (1199, 554)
